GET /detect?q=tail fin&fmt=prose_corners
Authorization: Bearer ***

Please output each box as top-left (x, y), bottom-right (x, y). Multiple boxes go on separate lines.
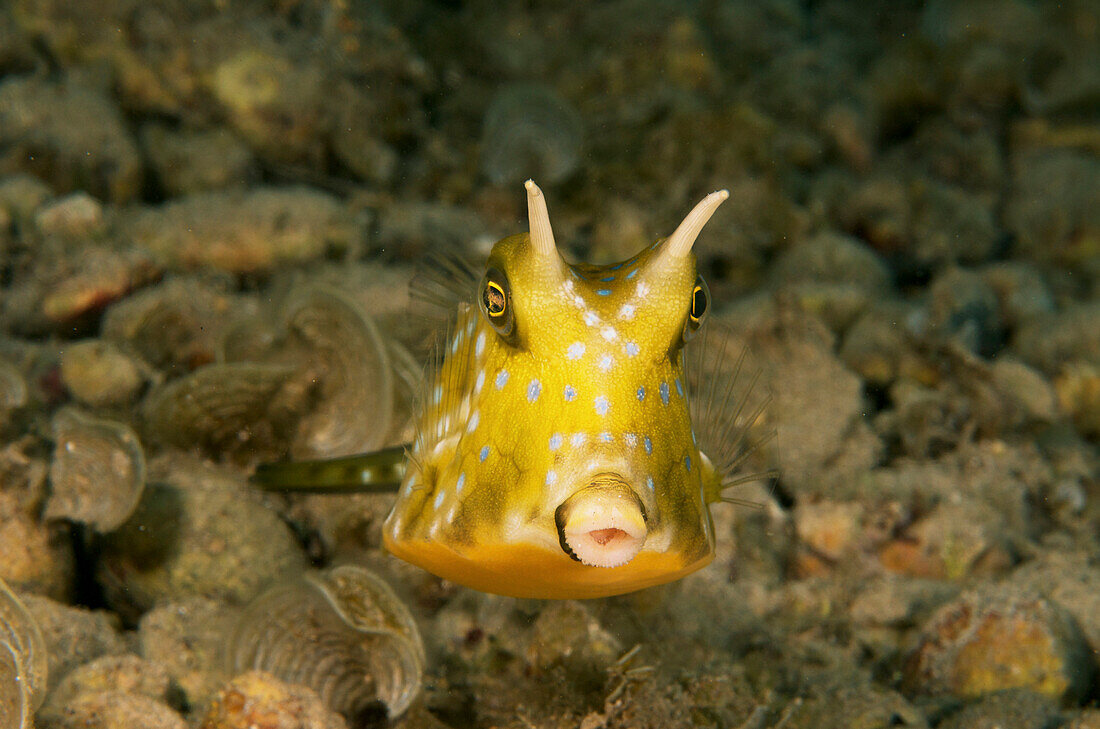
top-left (251, 445), bottom-right (408, 494)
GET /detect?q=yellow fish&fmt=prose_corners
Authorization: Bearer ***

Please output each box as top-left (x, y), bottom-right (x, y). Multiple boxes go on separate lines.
top-left (256, 181), bottom-right (768, 599)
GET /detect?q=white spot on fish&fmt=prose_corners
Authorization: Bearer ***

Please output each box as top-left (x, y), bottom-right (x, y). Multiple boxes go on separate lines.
top-left (495, 370), bottom-right (509, 389)
top-left (636, 281), bottom-right (650, 298)
top-left (434, 489), bottom-right (445, 508)
top-left (619, 303), bottom-right (636, 320)
top-left (549, 433), bottom-right (563, 451)
top-left (624, 341), bottom-right (640, 357)
top-left (624, 433), bottom-right (637, 448)
top-left (595, 395), bottom-right (610, 416)
top-left (564, 384), bottom-right (577, 402)
top-left (583, 310), bottom-right (600, 326)
top-left (476, 332), bottom-right (486, 357)
top-left (475, 370), bottom-right (486, 394)
top-left (644, 436), bottom-right (653, 454)
top-left (479, 445), bottom-right (490, 462)
top-left (598, 431), bottom-right (613, 443)
top-left (601, 327), bottom-right (618, 342)
top-left (570, 432), bottom-right (587, 448)
top-left (467, 411), bottom-right (480, 433)
top-left (598, 354), bottom-right (613, 371)
top-left (456, 472), bottom-right (466, 492)
top-left (647, 475), bottom-right (655, 491)
top-left (660, 381), bottom-right (670, 405)
top-left (546, 470), bottom-right (557, 486)
top-left (527, 379), bottom-right (542, 402)
top-left (566, 342), bottom-right (585, 359)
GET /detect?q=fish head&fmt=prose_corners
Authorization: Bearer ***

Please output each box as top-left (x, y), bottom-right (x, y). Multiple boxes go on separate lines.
top-left (384, 181), bottom-right (728, 598)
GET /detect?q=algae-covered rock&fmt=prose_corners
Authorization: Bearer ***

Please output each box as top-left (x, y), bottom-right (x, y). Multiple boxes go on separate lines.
top-left (98, 455), bottom-right (306, 618)
top-left (904, 585), bottom-right (1095, 703)
top-left (200, 671), bottom-right (347, 729)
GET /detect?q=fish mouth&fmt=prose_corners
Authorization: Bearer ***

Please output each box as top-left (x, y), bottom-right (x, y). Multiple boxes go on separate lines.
top-left (555, 474), bottom-right (647, 568)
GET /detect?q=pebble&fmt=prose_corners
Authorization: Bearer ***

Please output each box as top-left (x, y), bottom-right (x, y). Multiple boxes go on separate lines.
top-left (904, 585), bottom-right (1095, 703)
top-left (59, 341), bottom-right (146, 408)
top-left (200, 671), bottom-right (347, 729)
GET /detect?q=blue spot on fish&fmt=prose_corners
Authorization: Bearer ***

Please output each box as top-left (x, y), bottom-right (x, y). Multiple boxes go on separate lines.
top-left (610, 261), bottom-right (624, 271)
top-left (675, 379), bottom-right (684, 397)
top-left (599, 431), bottom-right (613, 442)
top-left (495, 370), bottom-right (509, 389)
top-left (479, 445), bottom-right (489, 462)
top-left (527, 379), bottom-right (542, 402)
top-left (685, 455), bottom-right (692, 472)
top-left (660, 381), bottom-right (670, 405)
top-left (644, 436), bottom-right (653, 455)
top-left (637, 386), bottom-right (646, 401)
top-left (597, 289), bottom-right (611, 296)
top-left (456, 473), bottom-right (466, 492)
top-left (595, 395), bottom-right (610, 416)
top-left (564, 384), bottom-right (577, 402)
top-left (625, 269), bottom-right (638, 279)
top-left (647, 475), bottom-right (655, 491)
top-left (600, 275), bottom-right (615, 282)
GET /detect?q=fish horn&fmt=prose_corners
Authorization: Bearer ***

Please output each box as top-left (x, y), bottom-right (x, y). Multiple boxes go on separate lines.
top-left (525, 179), bottom-right (557, 258)
top-left (663, 189), bottom-right (729, 258)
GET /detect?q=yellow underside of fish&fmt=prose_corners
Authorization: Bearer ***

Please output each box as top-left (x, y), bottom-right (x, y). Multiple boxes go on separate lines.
top-left (383, 532), bottom-right (713, 599)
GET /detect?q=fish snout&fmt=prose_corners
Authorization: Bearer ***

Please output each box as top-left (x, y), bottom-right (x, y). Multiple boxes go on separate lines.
top-left (555, 474), bottom-right (647, 568)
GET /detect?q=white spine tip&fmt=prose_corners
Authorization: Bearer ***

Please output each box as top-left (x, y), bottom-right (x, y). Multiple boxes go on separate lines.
top-left (525, 179), bottom-right (557, 258)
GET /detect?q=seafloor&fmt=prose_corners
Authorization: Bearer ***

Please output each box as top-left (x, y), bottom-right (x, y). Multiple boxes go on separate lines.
top-left (0, 0), bottom-right (1098, 728)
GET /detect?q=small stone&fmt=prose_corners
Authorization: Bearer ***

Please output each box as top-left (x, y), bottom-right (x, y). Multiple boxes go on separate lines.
top-left (1055, 362), bottom-right (1100, 439)
top-left (41, 654), bottom-right (172, 714)
top-left (41, 690), bottom-right (187, 729)
top-left (59, 341), bottom-right (145, 408)
top-left (990, 356), bottom-right (1059, 423)
top-left (904, 585), bottom-right (1095, 702)
top-left (33, 192), bottom-right (104, 238)
top-left (934, 688), bottom-right (1061, 729)
top-left (15, 594), bottom-right (126, 693)
top-left (140, 124), bottom-right (257, 196)
top-left (139, 598), bottom-right (232, 715)
top-left (793, 500), bottom-right (863, 564)
top-left (200, 671), bottom-right (347, 729)
top-left (1013, 302), bottom-right (1100, 376)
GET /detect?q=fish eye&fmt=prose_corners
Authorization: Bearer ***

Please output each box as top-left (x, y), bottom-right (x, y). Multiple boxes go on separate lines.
top-left (684, 275), bottom-right (709, 341)
top-left (479, 268), bottom-right (515, 337)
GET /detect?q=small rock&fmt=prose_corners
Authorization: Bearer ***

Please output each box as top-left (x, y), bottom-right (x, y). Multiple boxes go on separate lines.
top-left (123, 188), bottom-right (359, 274)
top-left (59, 341), bottom-right (146, 408)
top-left (1013, 302), bottom-right (1100, 375)
top-left (1054, 362), bottom-right (1100, 439)
top-left (978, 261), bottom-right (1055, 329)
top-left (138, 598), bottom-right (232, 714)
top-left (41, 654), bottom-right (172, 714)
top-left (33, 192), bottom-right (104, 238)
top-left (200, 671), bottom-right (347, 729)
top-left (15, 594), bottom-right (126, 693)
top-left (98, 454), bottom-right (306, 618)
top-left (792, 499), bottom-right (863, 568)
top-left (140, 124), bottom-right (257, 196)
top-left (904, 585), bottom-right (1095, 703)
top-left (990, 356), bottom-right (1059, 424)
top-left (934, 688), bottom-right (1062, 729)
top-left (39, 690), bottom-right (186, 729)
top-left (0, 75), bottom-right (142, 202)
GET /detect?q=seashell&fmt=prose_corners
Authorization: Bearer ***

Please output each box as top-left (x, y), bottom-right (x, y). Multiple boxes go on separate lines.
top-left (280, 287), bottom-right (394, 459)
top-left (140, 362), bottom-right (304, 460)
top-left (0, 577), bottom-right (48, 729)
top-left (481, 83), bottom-right (583, 186)
top-left (221, 286), bottom-right (395, 460)
top-left (46, 407), bottom-right (146, 532)
top-left (226, 565), bottom-right (425, 720)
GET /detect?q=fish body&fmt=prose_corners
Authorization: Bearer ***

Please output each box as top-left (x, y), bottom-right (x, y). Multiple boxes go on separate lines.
top-left (383, 182), bottom-right (731, 598)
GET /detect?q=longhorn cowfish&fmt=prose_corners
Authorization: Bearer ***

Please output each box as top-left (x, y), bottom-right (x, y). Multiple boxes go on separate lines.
top-left (255, 181), bottom-right (770, 599)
